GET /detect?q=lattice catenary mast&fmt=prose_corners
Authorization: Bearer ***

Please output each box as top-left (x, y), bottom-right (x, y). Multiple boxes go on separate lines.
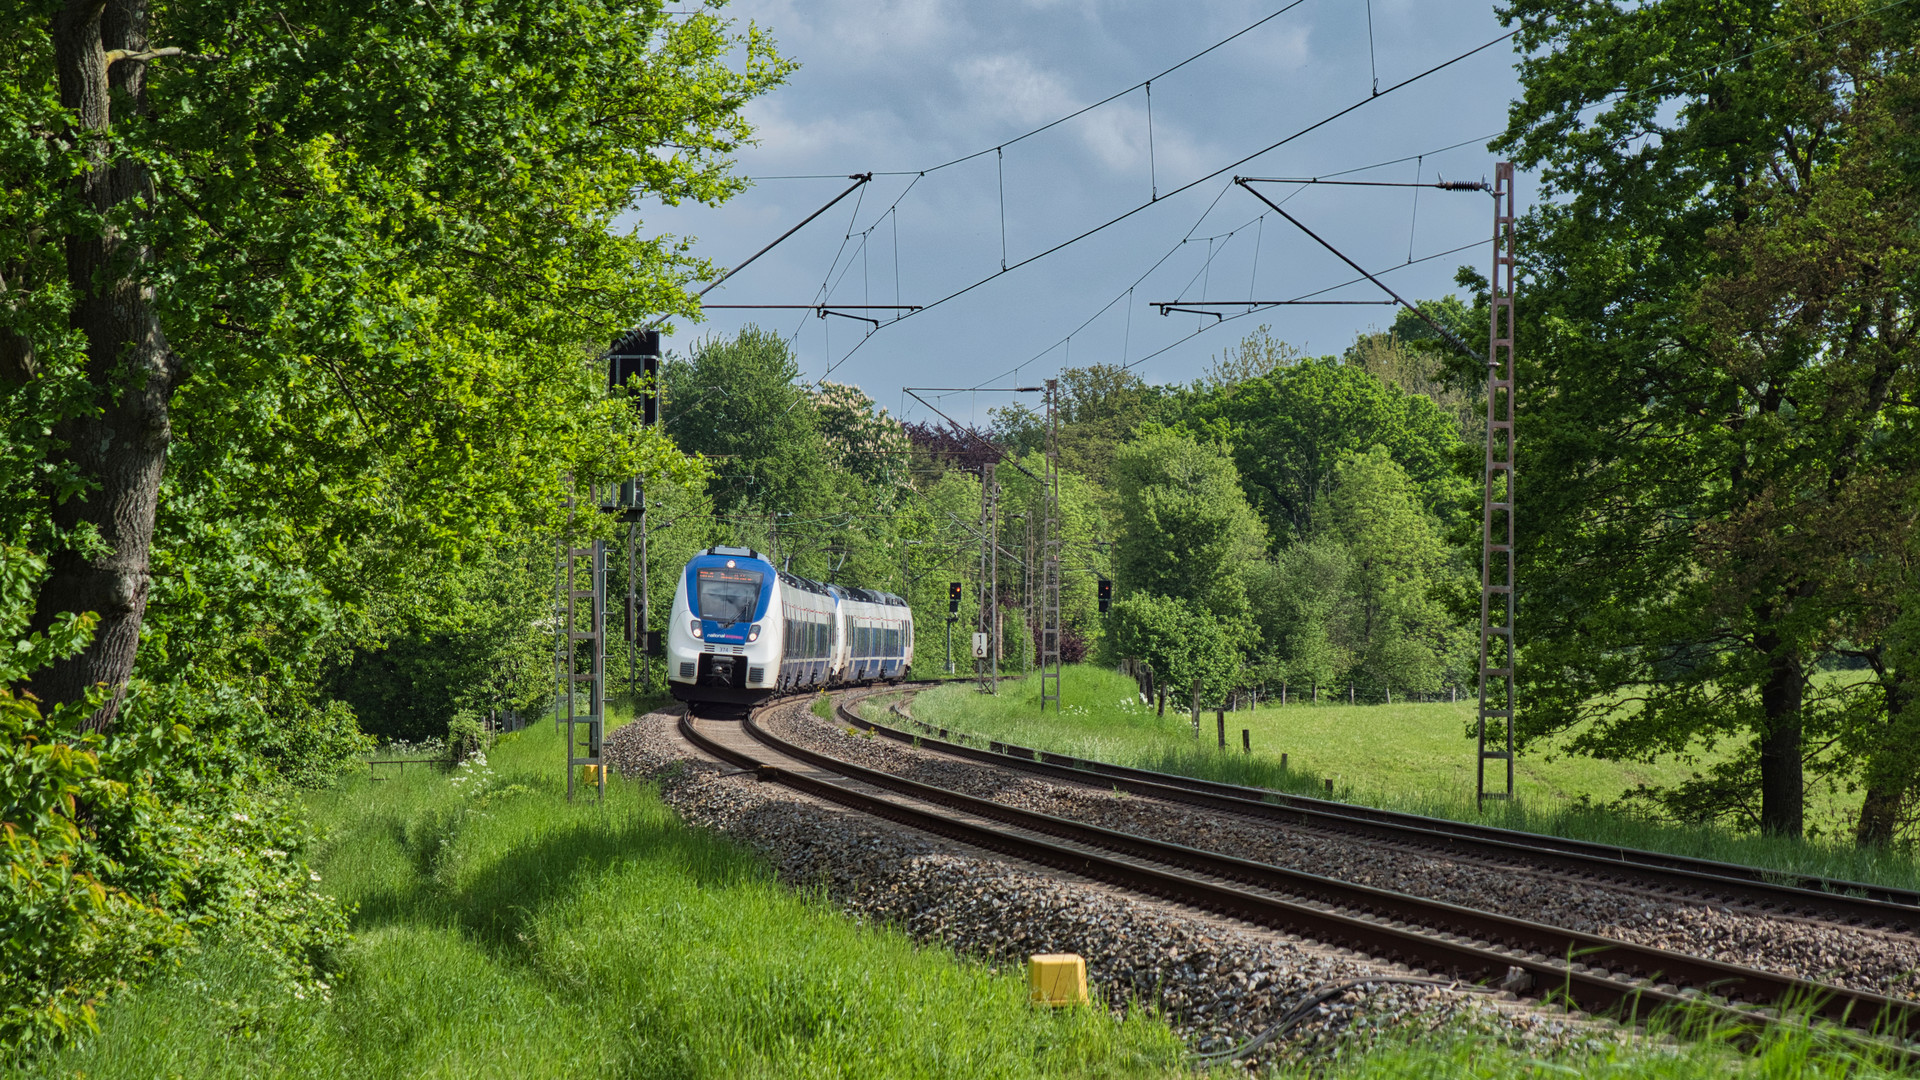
top-left (556, 487), bottom-right (606, 804)
top-left (1039, 378), bottom-right (1062, 713)
top-left (1477, 162), bottom-right (1517, 808)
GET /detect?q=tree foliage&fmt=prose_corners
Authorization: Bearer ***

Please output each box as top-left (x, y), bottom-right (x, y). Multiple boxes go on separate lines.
top-left (1173, 358), bottom-right (1469, 546)
top-left (1111, 428), bottom-right (1266, 625)
top-left (1, 0), bottom-right (785, 1044)
top-left (1499, 0), bottom-right (1920, 837)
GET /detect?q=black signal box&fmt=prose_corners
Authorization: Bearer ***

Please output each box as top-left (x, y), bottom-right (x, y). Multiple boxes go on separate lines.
top-left (948, 581), bottom-right (963, 614)
top-left (1097, 578), bottom-right (1113, 612)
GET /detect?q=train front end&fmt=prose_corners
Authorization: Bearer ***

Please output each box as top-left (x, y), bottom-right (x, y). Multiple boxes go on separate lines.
top-left (667, 546), bottom-right (781, 714)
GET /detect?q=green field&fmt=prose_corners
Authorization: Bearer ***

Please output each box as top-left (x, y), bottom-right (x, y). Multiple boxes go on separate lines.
top-left (893, 666), bottom-right (1920, 893)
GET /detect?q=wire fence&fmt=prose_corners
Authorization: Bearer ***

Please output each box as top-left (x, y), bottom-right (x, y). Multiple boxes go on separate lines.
top-left (1119, 659), bottom-right (1471, 713)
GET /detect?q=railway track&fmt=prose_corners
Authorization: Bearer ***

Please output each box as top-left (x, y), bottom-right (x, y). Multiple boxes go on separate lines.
top-left (844, 691), bottom-right (1920, 932)
top-left (675, 691), bottom-right (1920, 1056)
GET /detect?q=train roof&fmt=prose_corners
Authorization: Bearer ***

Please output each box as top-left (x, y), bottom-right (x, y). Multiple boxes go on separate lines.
top-left (837, 585), bottom-right (909, 608)
top-left (777, 570), bottom-right (833, 598)
top-left (770, 570), bottom-right (907, 608)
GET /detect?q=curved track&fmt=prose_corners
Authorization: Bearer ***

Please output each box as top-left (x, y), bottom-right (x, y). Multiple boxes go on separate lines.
top-left (674, 692), bottom-right (1920, 1056)
top-left (843, 693), bottom-right (1920, 931)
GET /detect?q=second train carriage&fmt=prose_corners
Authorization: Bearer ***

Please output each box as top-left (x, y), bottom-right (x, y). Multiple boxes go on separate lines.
top-left (666, 545), bottom-right (914, 713)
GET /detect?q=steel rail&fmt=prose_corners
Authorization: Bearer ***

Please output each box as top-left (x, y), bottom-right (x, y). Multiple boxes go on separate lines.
top-left (675, 701), bottom-right (1920, 1053)
top-left (842, 696), bottom-right (1920, 929)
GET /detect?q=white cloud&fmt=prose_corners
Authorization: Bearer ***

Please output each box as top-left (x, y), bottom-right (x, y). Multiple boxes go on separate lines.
top-left (951, 52), bottom-right (1081, 128)
top-left (744, 98), bottom-right (874, 163)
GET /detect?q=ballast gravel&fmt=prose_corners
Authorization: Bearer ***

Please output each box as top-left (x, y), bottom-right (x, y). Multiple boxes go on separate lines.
top-left (605, 707), bottom-right (1622, 1069)
top-left (764, 701), bottom-right (1920, 1003)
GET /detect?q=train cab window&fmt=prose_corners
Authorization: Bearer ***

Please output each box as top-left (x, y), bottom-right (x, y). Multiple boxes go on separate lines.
top-left (695, 567), bottom-right (763, 624)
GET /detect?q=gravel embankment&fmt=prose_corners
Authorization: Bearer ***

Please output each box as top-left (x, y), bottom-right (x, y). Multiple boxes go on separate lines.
top-left (605, 708), bottom-right (1616, 1068)
top-left (764, 702), bottom-right (1920, 1002)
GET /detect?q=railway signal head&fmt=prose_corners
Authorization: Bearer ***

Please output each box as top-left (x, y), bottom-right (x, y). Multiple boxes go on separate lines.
top-left (1097, 578), bottom-right (1112, 612)
top-left (609, 328), bottom-right (661, 425)
top-left (948, 581), bottom-right (963, 614)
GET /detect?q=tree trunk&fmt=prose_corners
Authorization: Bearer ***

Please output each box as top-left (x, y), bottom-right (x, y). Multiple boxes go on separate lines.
top-left (28, 0), bottom-right (177, 733)
top-left (1756, 635), bottom-right (1804, 837)
top-left (1855, 669), bottom-right (1915, 848)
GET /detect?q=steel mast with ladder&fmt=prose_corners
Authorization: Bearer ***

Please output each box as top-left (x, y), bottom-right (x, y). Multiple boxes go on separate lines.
top-left (557, 487), bottom-right (606, 803)
top-left (1476, 162), bottom-right (1518, 808)
top-left (1039, 378), bottom-right (1062, 713)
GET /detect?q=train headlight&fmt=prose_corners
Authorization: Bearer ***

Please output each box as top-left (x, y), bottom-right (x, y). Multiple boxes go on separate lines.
top-left (689, 618), bottom-right (702, 639)
top-left (748, 623), bottom-right (761, 642)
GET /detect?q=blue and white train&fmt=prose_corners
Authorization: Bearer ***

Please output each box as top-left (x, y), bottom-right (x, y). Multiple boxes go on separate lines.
top-left (667, 545), bottom-right (914, 715)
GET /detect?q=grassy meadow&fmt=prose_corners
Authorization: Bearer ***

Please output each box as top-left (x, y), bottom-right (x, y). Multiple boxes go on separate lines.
top-left (891, 666), bottom-right (1920, 893)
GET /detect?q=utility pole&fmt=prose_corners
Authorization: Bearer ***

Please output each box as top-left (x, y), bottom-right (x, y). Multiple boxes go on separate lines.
top-left (1477, 162), bottom-right (1517, 809)
top-left (558, 483), bottom-right (605, 803)
top-left (1022, 513), bottom-right (1034, 673)
top-left (1039, 378), bottom-right (1062, 712)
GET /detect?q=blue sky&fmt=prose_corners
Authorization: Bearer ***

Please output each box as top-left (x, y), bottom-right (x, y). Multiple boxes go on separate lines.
top-left (638, 0), bottom-right (1527, 428)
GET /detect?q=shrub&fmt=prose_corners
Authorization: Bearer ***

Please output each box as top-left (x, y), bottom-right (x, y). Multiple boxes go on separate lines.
top-left (0, 548), bottom-right (349, 1054)
top-left (447, 711), bottom-right (488, 764)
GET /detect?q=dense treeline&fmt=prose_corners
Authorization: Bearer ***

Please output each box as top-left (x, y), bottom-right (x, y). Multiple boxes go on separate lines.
top-left (653, 318), bottom-right (1481, 713)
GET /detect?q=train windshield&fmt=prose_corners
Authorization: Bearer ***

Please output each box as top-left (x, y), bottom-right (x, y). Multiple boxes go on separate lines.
top-left (695, 567), bottom-right (764, 624)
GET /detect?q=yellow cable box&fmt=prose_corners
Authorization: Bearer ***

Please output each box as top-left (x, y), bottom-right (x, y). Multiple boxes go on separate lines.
top-left (1028, 953), bottom-right (1088, 1006)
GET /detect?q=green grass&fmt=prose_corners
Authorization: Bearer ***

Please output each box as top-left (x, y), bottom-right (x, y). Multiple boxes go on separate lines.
top-left (21, 719), bottom-right (1190, 1079)
top-left (24, 690), bottom-right (1917, 1080)
top-left (1265, 1015), bottom-right (1918, 1080)
top-left (892, 666), bottom-right (1920, 894)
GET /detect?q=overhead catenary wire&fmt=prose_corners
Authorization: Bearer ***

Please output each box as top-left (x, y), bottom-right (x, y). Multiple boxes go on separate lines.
top-left (1117, 235), bottom-right (1489, 372)
top-left (1365, 0), bottom-right (1380, 95)
top-left (1146, 80), bottom-right (1158, 201)
top-left (1235, 177), bottom-right (1480, 358)
top-left (707, 0), bottom-right (1913, 374)
top-left (822, 28), bottom-right (1519, 379)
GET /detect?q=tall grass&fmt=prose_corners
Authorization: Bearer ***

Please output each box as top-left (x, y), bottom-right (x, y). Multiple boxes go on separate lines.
top-left (893, 667), bottom-right (1920, 894)
top-left (21, 720), bottom-right (1191, 1079)
top-left (1267, 1012), bottom-right (1919, 1080)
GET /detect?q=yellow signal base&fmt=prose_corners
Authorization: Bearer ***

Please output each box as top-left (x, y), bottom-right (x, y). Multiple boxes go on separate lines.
top-left (1028, 953), bottom-right (1088, 1006)
top-left (583, 764), bottom-right (602, 784)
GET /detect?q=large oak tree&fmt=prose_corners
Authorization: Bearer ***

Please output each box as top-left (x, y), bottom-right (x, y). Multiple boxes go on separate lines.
top-left (2, 0), bottom-right (791, 730)
top-left (1499, 0), bottom-right (1920, 838)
